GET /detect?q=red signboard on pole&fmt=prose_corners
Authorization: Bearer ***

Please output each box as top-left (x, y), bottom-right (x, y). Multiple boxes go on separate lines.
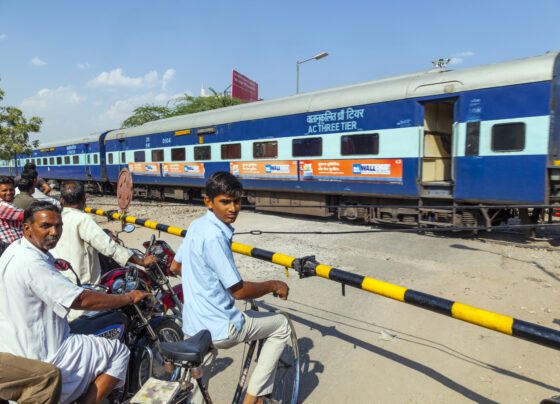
top-left (232, 70), bottom-right (258, 102)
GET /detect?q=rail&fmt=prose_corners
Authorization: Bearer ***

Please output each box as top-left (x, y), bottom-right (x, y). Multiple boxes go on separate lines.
top-left (85, 206), bottom-right (560, 351)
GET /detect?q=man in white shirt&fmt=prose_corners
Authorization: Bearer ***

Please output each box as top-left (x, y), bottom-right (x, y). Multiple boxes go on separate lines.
top-left (0, 201), bottom-right (149, 403)
top-left (52, 181), bottom-right (155, 286)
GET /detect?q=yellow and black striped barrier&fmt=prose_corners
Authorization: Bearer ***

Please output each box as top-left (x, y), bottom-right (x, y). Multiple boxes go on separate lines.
top-left (86, 206), bottom-right (560, 351)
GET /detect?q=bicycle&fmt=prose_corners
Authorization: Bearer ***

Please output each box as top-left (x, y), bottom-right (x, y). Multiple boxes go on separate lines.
top-left (130, 300), bottom-right (300, 404)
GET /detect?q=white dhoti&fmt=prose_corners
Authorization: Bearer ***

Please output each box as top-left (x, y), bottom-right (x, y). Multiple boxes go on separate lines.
top-left (48, 334), bottom-right (130, 404)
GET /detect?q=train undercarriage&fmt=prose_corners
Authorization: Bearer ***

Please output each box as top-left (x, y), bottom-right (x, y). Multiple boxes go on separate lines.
top-left (76, 179), bottom-right (550, 232)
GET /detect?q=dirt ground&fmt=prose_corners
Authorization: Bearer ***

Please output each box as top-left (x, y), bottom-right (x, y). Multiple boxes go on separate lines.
top-left (88, 195), bottom-right (560, 403)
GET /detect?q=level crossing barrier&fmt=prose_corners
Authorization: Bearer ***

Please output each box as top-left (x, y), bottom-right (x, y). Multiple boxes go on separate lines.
top-left (85, 206), bottom-right (560, 351)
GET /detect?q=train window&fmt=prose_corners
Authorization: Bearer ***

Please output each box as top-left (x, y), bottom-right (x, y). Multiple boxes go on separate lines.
top-left (36, 159), bottom-right (41, 166)
top-left (491, 122), bottom-right (525, 152)
top-left (341, 133), bottom-right (379, 155)
top-left (64, 156), bottom-right (70, 165)
top-left (292, 137), bottom-right (323, 157)
top-left (194, 146), bottom-right (211, 161)
top-left (108, 153), bottom-right (114, 164)
top-left (151, 149), bottom-right (164, 162)
top-left (50, 157), bottom-right (55, 165)
top-left (171, 147), bottom-right (185, 161)
top-left (73, 155), bottom-right (79, 165)
top-left (86, 155), bottom-right (90, 165)
top-left (93, 154), bottom-right (99, 164)
top-left (465, 121), bottom-right (480, 156)
top-left (221, 143), bottom-right (241, 159)
top-left (121, 152), bottom-right (126, 163)
top-left (56, 157), bottom-right (62, 165)
top-left (43, 158), bottom-right (47, 165)
top-left (253, 141), bottom-right (277, 159)
top-left (134, 151), bottom-right (146, 162)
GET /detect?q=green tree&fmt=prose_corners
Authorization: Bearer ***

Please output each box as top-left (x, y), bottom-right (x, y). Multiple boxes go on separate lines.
top-left (173, 88), bottom-right (245, 116)
top-left (121, 88), bottom-right (246, 128)
top-left (0, 84), bottom-right (42, 165)
top-left (121, 105), bottom-right (173, 128)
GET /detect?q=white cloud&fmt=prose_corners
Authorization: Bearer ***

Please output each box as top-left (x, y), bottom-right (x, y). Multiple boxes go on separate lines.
top-left (99, 92), bottom-right (179, 125)
top-left (21, 86), bottom-right (85, 110)
top-left (162, 68), bottom-right (176, 90)
top-left (31, 56), bottom-right (47, 66)
top-left (88, 68), bottom-right (159, 88)
top-left (0, 34), bottom-right (6, 41)
top-left (449, 51), bottom-right (475, 65)
top-left (76, 62), bottom-right (91, 70)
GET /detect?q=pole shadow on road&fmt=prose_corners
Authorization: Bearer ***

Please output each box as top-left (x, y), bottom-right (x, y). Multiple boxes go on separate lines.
top-left (258, 300), bottom-right (559, 403)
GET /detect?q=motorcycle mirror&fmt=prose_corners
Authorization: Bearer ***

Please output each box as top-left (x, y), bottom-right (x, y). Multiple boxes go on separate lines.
top-left (123, 224), bottom-right (135, 233)
top-left (53, 258), bottom-right (71, 272)
top-left (53, 259), bottom-right (82, 287)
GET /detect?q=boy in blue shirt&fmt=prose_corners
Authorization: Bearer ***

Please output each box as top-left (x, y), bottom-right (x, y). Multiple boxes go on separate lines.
top-left (171, 171), bottom-right (290, 404)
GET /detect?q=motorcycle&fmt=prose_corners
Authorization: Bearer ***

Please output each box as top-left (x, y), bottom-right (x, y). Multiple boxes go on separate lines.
top-left (99, 224), bottom-right (184, 319)
top-left (55, 259), bottom-right (184, 401)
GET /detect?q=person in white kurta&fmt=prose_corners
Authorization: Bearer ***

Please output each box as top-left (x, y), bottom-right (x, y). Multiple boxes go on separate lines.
top-left (52, 181), bottom-right (155, 286)
top-left (0, 201), bottom-right (147, 403)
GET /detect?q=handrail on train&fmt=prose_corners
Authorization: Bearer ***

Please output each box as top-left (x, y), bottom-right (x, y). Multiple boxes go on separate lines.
top-left (85, 206), bottom-right (560, 351)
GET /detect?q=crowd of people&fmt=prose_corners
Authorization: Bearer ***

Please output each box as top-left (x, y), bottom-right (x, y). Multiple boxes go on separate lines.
top-left (0, 169), bottom-right (290, 404)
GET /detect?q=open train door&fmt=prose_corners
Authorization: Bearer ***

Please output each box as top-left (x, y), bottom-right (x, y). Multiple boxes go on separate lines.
top-left (420, 99), bottom-right (456, 198)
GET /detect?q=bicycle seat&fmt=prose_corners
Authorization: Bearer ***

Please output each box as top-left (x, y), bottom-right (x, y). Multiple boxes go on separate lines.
top-left (159, 330), bottom-right (212, 364)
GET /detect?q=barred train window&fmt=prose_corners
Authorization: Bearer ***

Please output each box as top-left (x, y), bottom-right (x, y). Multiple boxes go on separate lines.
top-left (57, 157), bottom-right (62, 165)
top-left (108, 153), bottom-right (114, 164)
top-left (171, 147), bottom-right (185, 161)
top-left (253, 141), bottom-right (277, 159)
top-left (221, 143), bottom-right (241, 159)
top-left (43, 158), bottom-right (47, 165)
top-left (134, 151), bottom-right (145, 163)
top-left (50, 157), bottom-right (55, 165)
top-left (341, 133), bottom-right (379, 155)
top-left (151, 149), bottom-right (164, 162)
top-left (491, 122), bottom-right (525, 152)
top-left (465, 121), bottom-right (480, 156)
top-left (36, 159), bottom-right (41, 166)
top-left (73, 155), bottom-right (79, 165)
top-left (93, 154), bottom-right (99, 164)
top-left (292, 137), bottom-right (322, 157)
top-left (121, 152), bottom-right (126, 163)
top-left (194, 146), bottom-right (211, 161)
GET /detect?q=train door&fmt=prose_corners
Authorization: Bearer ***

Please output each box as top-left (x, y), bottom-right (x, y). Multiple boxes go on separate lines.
top-left (421, 100), bottom-right (455, 196)
top-left (84, 144), bottom-right (91, 178)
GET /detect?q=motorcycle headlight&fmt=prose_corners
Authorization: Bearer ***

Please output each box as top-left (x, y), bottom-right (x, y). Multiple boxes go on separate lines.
top-left (111, 278), bottom-right (124, 293)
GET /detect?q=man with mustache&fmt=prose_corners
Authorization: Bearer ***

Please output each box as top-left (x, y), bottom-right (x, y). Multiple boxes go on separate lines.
top-left (0, 201), bottom-right (149, 403)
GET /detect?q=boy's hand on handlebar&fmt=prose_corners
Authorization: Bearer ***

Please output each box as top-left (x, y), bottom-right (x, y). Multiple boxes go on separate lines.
top-left (126, 290), bottom-right (151, 304)
top-left (272, 281), bottom-right (289, 300)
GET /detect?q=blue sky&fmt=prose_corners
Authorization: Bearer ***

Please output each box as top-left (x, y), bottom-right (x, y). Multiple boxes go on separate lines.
top-left (0, 0), bottom-right (559, 144)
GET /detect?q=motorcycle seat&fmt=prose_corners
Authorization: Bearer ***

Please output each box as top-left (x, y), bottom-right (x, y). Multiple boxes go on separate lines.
top-left (160, 330), bottom-right (212, 364)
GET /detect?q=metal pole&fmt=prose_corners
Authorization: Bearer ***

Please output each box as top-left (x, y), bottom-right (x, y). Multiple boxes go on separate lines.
top-left (296, 62), bottom-right (300, 94)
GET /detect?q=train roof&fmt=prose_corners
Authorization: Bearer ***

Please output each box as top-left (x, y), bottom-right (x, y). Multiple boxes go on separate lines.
top-left (106, 52), bottom-right (559, 141)
top-left (39, 132), bottom-right (103, 148)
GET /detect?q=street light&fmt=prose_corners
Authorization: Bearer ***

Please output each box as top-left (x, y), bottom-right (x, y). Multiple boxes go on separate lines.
top-left (296, 51), bottom-right (329, 94)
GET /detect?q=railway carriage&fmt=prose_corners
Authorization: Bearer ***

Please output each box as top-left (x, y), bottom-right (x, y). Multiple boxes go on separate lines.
top-left (5, 52), bottom-right (560, 227)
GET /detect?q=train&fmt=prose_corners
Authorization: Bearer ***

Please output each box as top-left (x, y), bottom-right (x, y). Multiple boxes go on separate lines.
top-left (2, 51), bottom-right (560, 227)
